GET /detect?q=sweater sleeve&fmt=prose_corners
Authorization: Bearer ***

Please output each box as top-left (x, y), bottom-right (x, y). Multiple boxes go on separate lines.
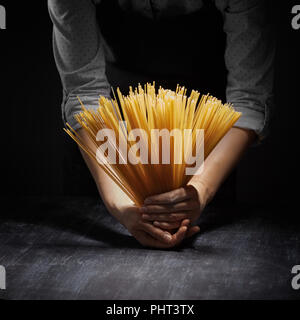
top-left (48, 0), bottom-right (111, 130)
top-left (223, 0), bottom-right (275, 140)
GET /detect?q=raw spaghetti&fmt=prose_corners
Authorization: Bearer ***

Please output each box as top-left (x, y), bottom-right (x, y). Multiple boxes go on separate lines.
top-left (64, 83), bottom-right (241, 206)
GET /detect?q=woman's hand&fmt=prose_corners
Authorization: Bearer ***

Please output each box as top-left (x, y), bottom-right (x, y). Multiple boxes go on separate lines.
top-left (78, 127), bottom-right (255, 247)
top-left (115, 203), bottom-right (190, 248)
top-left (140, 128), bottom-right (257, 233)
top-left (139, 178), bottom-right (209, 235)
top-left (76, 128), bottom-right (188, 248)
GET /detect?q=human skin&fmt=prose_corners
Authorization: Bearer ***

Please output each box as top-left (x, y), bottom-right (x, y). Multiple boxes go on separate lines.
top-left (140, 127), bottom-right (256, 231)
top-left (77, 126), bottom-right (256, 248)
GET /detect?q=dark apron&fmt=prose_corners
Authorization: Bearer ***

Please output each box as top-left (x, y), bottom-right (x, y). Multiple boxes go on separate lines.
top-left (97, 0), bottom-right (227, 100)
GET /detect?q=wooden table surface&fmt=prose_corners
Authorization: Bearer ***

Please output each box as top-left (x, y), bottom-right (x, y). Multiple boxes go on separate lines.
top-left (0, 197), bottom-right (299, 300)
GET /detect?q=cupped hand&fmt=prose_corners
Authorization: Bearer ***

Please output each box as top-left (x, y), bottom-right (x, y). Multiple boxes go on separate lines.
top-left (117, 204), bottom-right (191, 248)
top-left (140, 179), bottom-right (210, 235)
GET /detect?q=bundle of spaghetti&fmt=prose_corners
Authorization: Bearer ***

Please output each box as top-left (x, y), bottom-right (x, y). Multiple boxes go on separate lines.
top-left (64, 83), bottom-right (241, 206)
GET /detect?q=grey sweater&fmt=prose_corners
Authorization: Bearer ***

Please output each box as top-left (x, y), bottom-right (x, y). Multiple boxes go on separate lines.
top-left (48, 0), bottom-right (275, 139)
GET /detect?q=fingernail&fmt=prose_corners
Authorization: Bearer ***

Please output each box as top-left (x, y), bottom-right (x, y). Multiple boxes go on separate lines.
top-left (140, 206), bottom-right (148, 213)
top-left (142, 214), bottom-right (150, 220)
top-left (164, 233), bottom-right (172, 242)
top-left (153, 221), bottom-right (160, 226)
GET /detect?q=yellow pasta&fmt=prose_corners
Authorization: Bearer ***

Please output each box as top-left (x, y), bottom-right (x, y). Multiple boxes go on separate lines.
top-left (64, 83), bottom-right (241, 206)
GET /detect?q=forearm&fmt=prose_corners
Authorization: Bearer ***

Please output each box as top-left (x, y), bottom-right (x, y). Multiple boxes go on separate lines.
top-left (78, 125), bottom-right (254, 219)
top-left (189, 127), bottom-right (256, 203)
top-left (77, 129), bottom-right (133, 223)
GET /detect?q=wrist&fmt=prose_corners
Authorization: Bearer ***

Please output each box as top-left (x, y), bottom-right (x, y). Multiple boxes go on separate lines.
top-left (97, 188), bottom-right (131, 227)
top-left (188, 176), bottom-right (216, 206)
top-left (104, 199), bottom-right (125, 224)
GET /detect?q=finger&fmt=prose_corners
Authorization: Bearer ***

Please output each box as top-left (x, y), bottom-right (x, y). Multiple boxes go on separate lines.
top-left (140, 200), bottom-right (199, 214)
top-left (186, 226), bottom-right (200, 238)
top-left (153, 221), bottom-right (182, 230)
top-left (142, 212), bottom-right (190, 222)
top-left (153, 219), bottom-right (190, 232)
top-left (135, 231), bottom-right (174, 249)
top-left (144, 187), bottom-right (195, 205)
top-left (141, 222), bottom-right (173, 244)
top-left (181, 219), bottom-right (191, 227)
top-left (171, 225), bottom-right (188, 245)
top-left (150, 225), bottom-right (188, 248)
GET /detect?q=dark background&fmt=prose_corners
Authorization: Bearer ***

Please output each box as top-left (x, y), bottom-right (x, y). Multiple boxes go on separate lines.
top-left (0, 1), bottom-right (299, 210)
